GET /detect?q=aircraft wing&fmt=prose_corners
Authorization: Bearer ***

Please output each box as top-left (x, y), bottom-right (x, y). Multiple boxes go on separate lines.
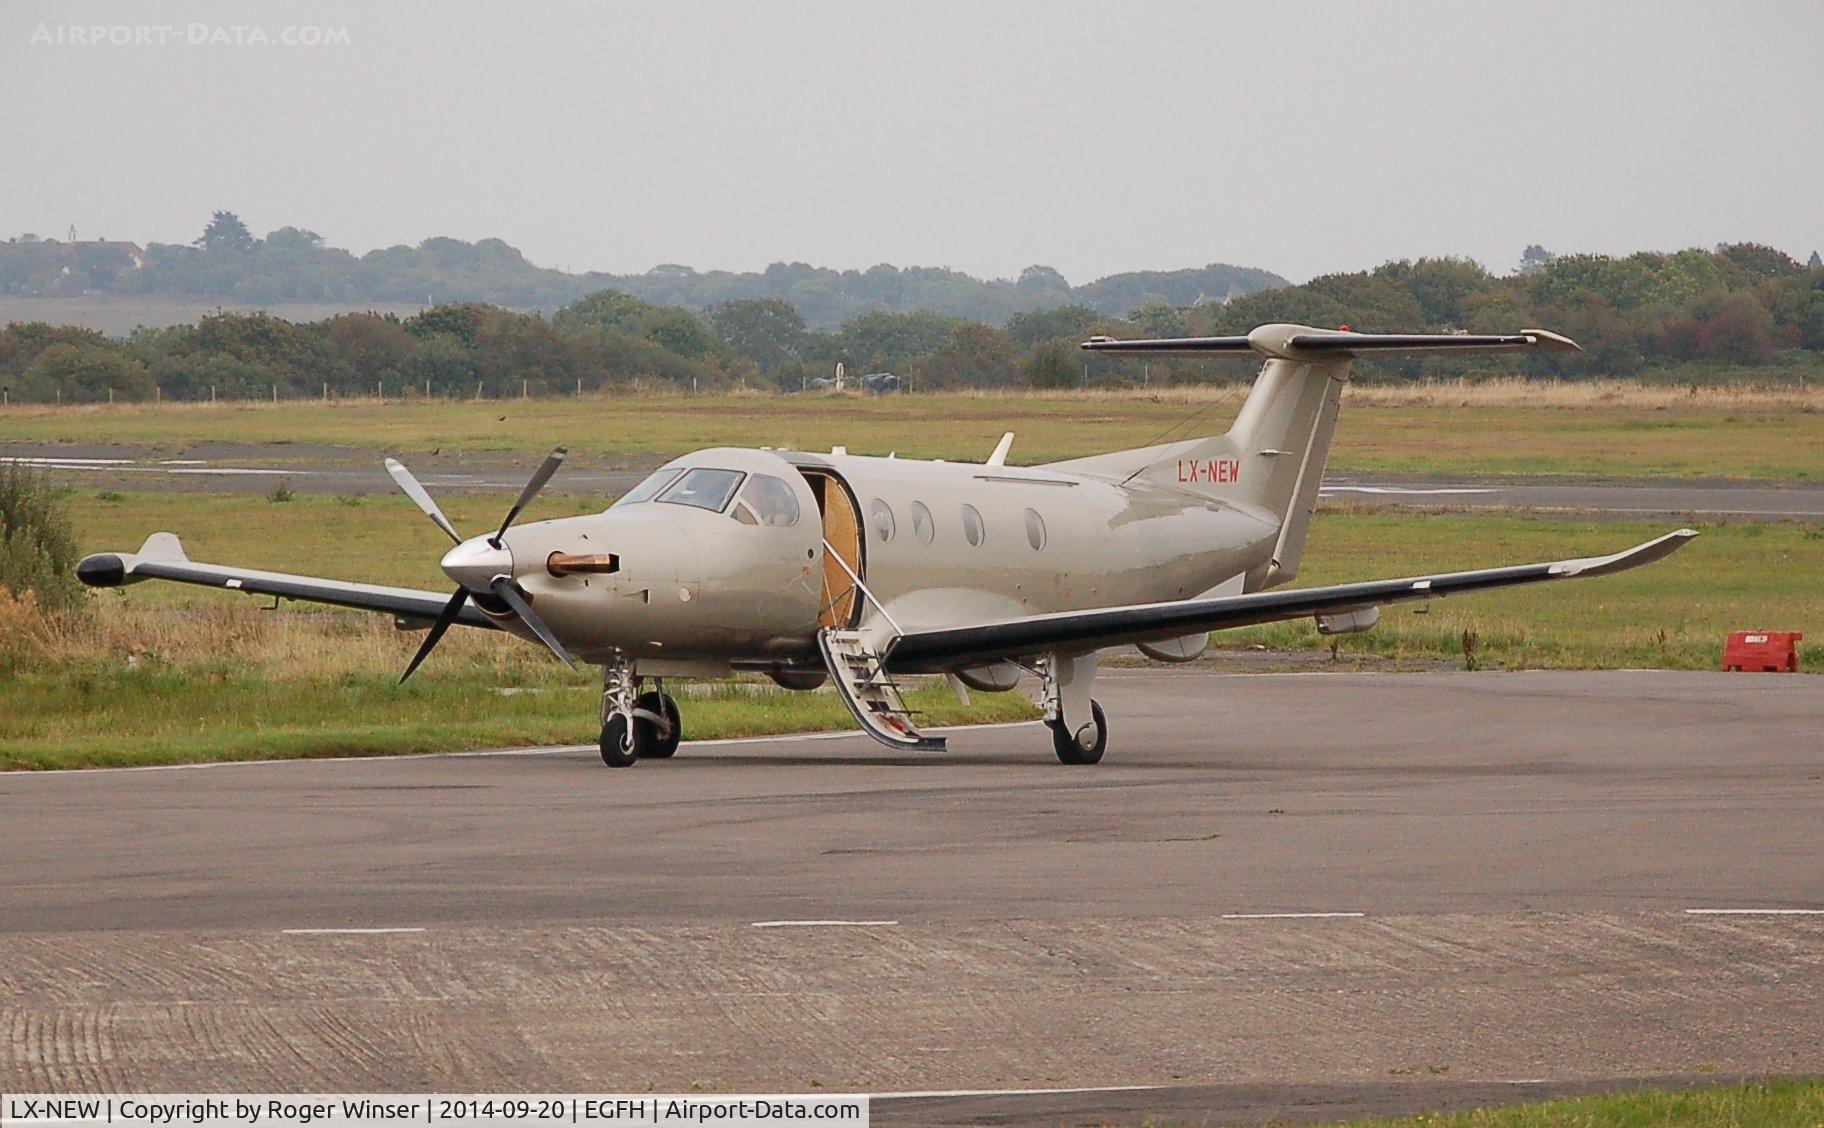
top-left (76, 533), bottom-right (499, 629)
top-left (882, 529), bottom-right (1695, 673)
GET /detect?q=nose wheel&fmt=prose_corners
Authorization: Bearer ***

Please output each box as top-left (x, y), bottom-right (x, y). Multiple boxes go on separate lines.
top-left (633, 690), bottom-right (682, 758)
top-left (599, 658), bottom-right (682, 767)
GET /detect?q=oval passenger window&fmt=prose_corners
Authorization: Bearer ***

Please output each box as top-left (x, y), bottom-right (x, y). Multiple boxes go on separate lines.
top-left (962, 504), bottom-right (984, 547)
top-left (870, 498), bottom-right (895, 542)
top-left (1024, 508), bottom-right (1046, 551)
top-left (910, 501), bottom-right (934, 545)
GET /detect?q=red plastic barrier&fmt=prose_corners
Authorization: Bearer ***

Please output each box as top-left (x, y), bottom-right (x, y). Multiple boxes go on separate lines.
top-left (1723, 631), bottom-right (1802, 673)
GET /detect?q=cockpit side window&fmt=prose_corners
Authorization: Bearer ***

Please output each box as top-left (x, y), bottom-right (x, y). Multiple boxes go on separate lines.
top-left (657, 467), bottom-right (746, 513)
top-left (731, 473), bottom-right (802, 527)
top-left (611, 468), bottom-right (683, 509)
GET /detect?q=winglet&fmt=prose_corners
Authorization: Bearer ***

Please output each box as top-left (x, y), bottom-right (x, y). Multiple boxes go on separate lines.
top-left (137, 532), bottom-right (188, 561)
top-left (986, 432), bottom-right (1015, 467)
top-left (1550, 528), bottom-right (1698, 578)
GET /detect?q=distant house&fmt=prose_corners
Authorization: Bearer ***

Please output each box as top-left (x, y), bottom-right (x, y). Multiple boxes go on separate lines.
top-left (71, 239), bottom-right (150, 269)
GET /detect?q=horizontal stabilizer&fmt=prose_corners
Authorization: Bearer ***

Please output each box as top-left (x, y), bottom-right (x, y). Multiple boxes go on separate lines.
top-left (1082, 323), bottom-right (1581, 357)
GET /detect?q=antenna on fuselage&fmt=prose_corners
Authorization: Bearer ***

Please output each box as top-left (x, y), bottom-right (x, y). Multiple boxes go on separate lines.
top-left (985, 432), bottom-right (1014, 467)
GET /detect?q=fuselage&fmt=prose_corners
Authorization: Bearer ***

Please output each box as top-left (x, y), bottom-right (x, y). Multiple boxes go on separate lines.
top-left (484, 445), bottom-right (1281, 672)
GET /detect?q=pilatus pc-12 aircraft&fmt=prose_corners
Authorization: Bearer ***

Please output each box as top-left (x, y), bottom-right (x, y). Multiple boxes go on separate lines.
top-left (79, 324), bottom-right (1695, 767)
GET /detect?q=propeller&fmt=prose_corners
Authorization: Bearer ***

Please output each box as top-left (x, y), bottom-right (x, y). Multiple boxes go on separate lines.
top-left (387, 446), bottom-right (574, 681)
top-left (400, 586), bottom-right (469, 682)
top-left (490, 577), bottom-right (576, 670)
top-left (385, 458), bottom-right (461, 545)
top-left (491, 447), bottom-right (567, 547)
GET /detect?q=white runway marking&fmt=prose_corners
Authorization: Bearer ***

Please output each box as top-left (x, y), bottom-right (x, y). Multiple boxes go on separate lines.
top-left (874, 1084), bottom-right (1166, 1100)
top-left (1685, 908), bottom-right (1824, 916)
top-left (1218, 905), bottom-right (1364, 912)
top-left (166, 467), bottom-right (306, 476)
top-left (0, 455), bottom-right (134, 466)
top-left (0, 459), bottom-right (311, 477)
top-left (751, 919), bottom-right (899, 928)
top-left (281, 927), bottom-right (426, 935)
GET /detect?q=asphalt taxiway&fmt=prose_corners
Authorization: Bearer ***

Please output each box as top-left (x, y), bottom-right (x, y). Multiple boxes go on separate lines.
top-left (2, 668), bottom-right (1819, 1124)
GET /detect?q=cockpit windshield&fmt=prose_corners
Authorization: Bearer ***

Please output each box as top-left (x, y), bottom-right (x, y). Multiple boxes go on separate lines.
top-left (656, 467), bottom-right (746, 512)
top-left (731, 473), bottom-right (802, 527)
top-left (611, 469), bottom-right (682, 509)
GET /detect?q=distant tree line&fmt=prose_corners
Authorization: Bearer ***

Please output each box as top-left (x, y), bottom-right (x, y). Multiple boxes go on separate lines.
top-left (2, 243), bottom-right (1821, 404)
top-left (0, 212), bottom-right (1286, 329)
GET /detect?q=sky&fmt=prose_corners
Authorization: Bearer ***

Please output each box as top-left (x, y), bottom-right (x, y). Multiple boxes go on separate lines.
top-left (4, 0), bottom-right (1821, 284)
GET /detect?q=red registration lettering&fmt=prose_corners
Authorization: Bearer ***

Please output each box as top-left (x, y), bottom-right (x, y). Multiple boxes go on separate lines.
top-left (1177, 458), bottom-right (1241, 485)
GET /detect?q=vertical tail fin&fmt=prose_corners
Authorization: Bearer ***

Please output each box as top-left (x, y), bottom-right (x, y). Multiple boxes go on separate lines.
top-left (1056, 324), bottom-right (1581, 588)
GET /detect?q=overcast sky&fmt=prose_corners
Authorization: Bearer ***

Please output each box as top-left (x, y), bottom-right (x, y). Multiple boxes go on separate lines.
top-left (5, 0), bottom-right (1820, 284)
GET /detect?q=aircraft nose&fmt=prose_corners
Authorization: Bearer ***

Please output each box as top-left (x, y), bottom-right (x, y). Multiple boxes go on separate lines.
top-left (441, 537), bottom-right (513, 592)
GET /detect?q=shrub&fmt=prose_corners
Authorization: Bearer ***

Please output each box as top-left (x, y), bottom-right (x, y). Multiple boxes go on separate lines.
top-left (0, 464), bottom-right (84, 615)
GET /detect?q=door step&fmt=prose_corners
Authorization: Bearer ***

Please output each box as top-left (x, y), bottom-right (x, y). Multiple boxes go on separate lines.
top-left (818, 628), bottom-right (947, 752)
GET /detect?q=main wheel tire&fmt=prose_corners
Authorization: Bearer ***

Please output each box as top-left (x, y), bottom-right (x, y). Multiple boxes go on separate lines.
top-left (1050, 699), bottom-right (1108, 765)
top-left (599, 715), bottom-right (640, 768)
top-left (635, 691), bottom-right (682, 758)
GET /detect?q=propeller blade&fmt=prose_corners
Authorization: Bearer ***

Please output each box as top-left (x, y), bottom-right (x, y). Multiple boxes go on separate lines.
top-left (490, 576), bottom-right (577, 670)
top-left (385, 458), bottom-right (462, 545)
top-left (399, 587), bottom-right (469, 683)
top-left (491, 446), bottom-right (568, 546)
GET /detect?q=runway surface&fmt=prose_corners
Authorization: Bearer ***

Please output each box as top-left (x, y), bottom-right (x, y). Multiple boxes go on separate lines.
top-left (6, 441), bottom-right (1824, 518)
top-left (3, 669), bottom-right (1820, 1124)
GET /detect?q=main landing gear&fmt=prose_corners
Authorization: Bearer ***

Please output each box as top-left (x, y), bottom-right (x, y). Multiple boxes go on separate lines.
top-left (1049, 699), bottom-right (1108, 765)
top-left (1032, 652), bottom-right (1108, 765)
top-left (599, 657), bottom-right (681, 767)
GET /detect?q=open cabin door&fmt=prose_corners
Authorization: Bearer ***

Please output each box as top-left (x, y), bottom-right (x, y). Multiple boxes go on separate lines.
top-left (798, 468), bottom-right (864, 630)
top-left (795, 463), bottom-right (945, 753)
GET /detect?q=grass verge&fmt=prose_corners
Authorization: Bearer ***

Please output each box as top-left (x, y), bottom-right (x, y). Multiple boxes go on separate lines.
top-left (1313, 1078), bottom-right (1824, 1127)
top-left (5, 384), bottom-right (1824, 479)
top-left (0, 671), bottom-right (1036, 771)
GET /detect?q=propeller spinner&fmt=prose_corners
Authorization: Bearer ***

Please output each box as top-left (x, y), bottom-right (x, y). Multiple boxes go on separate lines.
top-left (386, 447), bottom-right (577, 680)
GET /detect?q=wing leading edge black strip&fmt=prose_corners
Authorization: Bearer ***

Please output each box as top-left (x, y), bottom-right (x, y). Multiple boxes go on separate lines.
top-left (125, 559), bottom-right (499, 628)
top-left (1079, 335), bottom-right (1253, 353)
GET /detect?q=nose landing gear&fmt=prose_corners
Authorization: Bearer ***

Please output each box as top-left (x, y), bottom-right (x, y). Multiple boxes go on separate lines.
top-left (599, 657), bottom-right (681, 766)
top-left (633, 690), bottom-right (682, 759)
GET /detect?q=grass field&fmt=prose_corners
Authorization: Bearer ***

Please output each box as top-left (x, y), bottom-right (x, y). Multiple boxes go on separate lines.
top-left (1227, 506), bottom-right (1823, 672)
top-left (1316, 1079), bottom-right (1824, 1128)
top-left (1, 490), bottom-right (1814, 770)
top-left (5, 382), bottom-right (1824, 479)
